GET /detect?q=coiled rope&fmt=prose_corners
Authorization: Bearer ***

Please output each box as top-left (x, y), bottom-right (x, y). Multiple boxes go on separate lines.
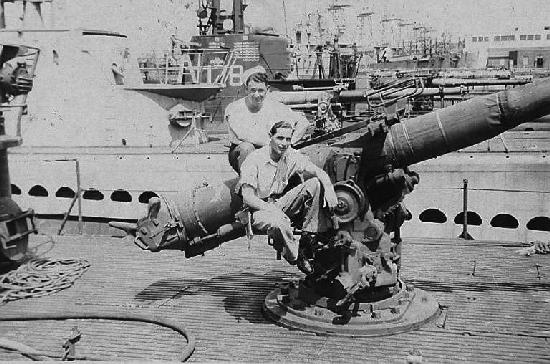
top-left (0, 258), bottom-right (90, 304)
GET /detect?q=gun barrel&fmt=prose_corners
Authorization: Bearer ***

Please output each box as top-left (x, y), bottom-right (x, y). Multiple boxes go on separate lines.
top-left (431, 78), bottom-right (530, 87)
top-left (383, 78), bottom-right (550, 168)
top-left (274, 88), bottom-right (469, 105)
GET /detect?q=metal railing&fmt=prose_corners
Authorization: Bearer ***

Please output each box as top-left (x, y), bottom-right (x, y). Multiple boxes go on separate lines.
top-left (137, 48), bottom-right (234, 85)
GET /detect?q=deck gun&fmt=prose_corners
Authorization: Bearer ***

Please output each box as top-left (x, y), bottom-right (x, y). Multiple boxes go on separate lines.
top-left (113, 78), bottom-right (550, 335)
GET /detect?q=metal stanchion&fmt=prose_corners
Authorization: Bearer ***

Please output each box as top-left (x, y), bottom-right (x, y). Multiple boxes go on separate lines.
top-left (49, 158), bottom-right (82, 235)
top-left (459, 178), bottom-right (473, 240)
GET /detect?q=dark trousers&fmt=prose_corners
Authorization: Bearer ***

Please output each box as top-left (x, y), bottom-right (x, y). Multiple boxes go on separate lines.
top-left (228, 142), bottom-right (256, 173)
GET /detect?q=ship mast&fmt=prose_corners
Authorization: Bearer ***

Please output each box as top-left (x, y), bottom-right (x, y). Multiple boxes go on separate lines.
top-left (357, 9), bottom-right (374, 52)
top-left (327, 0), bottom-right (350, 42)
top-left (0, 0), bottom-right (6, 29)
top-left (0, 0), bottom-right (54, 29)
top-left (197, 0), bottom-right (246, 36)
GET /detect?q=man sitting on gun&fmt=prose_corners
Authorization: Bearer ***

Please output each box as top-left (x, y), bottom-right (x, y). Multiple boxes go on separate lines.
top-left (237, 121), bottom-right (338, 274)
top-left (225, 65), bottom-right (310, 173)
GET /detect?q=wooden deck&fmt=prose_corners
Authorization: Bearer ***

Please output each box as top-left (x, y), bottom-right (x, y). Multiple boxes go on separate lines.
top-left (1, 234), bottom-right (549, 362)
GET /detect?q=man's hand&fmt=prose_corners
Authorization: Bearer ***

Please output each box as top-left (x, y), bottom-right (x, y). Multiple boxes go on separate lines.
top-left (303, 164), bottom-right (339, 210)
top-left (261, 201), bottom-right (281, 213)
top-left (242, 185), bottom-right (282, 214)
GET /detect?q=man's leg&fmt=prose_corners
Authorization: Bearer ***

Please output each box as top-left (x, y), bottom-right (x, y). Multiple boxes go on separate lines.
top-left (228, 142), bottom-right (256, 173)
top-left (271, 177), bottom-right (333, 275)
top-left (275, 177), bottom-right (331, 233)
top-left (251, 209), bottom-right (298, 262)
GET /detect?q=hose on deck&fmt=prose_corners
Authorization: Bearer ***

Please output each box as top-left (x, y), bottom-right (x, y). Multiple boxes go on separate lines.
top-left (0, 312), bottom-right (196, 361)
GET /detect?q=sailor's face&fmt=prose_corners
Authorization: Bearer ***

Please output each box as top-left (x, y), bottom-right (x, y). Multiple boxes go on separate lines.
top-left (270, 127), bottom-right (293, 158)
top-left (246, 80), bottom-right (268, 108)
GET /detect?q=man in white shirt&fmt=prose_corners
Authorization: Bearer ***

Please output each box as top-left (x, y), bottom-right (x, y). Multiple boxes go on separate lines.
top-left (225, 66), bottom-right (310, 173)
top-left (237, 121), bottom-right (338, 274)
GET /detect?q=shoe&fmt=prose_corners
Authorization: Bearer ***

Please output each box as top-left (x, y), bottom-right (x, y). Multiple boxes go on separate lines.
top-left (296, 257), bottom-right (314, 275)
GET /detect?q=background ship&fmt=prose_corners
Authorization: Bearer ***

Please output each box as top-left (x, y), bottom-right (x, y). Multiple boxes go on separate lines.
top-left (0, 0), bottom-right (548, 244)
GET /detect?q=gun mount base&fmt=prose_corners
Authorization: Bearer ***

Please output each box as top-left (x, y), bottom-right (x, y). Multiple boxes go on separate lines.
top-left (263, 279), bottom-right (440, 337)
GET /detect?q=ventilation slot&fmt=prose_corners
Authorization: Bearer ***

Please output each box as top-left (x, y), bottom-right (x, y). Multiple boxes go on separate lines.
top-left (139, 191), bottom-right (159, 204)
top-left (83, 189), bottom-right (104, 201)
top-left (419, 209), bottom-right (447, 223)
top-left (526, 216), bottom-right (550, 232)
top-left (29, 185), bottom-right (48, 197)
top-left (111, 190), bottom-right (132, 202)
top-left (454, 211), bottom-right (482, 226)
top-left (490, 214), bottom-right (519, 229)
top-left (56, 186), bottom-right (76, 198)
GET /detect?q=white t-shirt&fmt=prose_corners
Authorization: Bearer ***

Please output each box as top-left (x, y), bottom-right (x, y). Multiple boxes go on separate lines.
top-left (225, 97), bottom-right (308, 147)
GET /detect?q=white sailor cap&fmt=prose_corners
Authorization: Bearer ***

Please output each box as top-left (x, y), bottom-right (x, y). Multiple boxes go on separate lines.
top-left (242, 65), bottom-right (267, 86)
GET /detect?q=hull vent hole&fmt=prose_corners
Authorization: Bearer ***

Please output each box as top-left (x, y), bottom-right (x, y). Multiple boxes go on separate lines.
top-left (56, 186), bottom-right (76, 198)
top-left (83, 189), bottom-right (104, 201)
top-left (490, 214), bottom-right (519, 229)
top-left (419, 209), bottom-right (447, 223)
top-left (139, 191), bottom-right (159, 204)
top-left (11, 184), bottom-right (21, 195)
top-left (527, 216), bottom-right (550, 232)
top-left (454, 211), bottom-right (482, 226)
top-left (111, 190), bottom-right (132, 202)
top-left (29, 185), bottom-right (48, 197)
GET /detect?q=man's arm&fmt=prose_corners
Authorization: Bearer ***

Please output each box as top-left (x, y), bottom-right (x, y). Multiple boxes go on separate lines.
top-left (273, 101), bottom-right (310, 145)
top-left (291, 114), bottom-right (310, 145)
top-left (302, 163), bottom-right (338, 209)
top-left (228, 121), bottom-right (268, 146)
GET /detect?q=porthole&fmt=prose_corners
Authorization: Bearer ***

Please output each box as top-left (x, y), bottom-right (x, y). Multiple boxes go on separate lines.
top-left (490, 214), bottom-right (519, 229)
top-left (29, 185), bottom-right (48, 197)
top-left (56, 186), bottom-right (76, 198)
top-left (526, 216), bottom-right (550, 232)
top-left (454, 211), bottom-right (482, 226)
top-left (419, 209), bottom-right (447, 223)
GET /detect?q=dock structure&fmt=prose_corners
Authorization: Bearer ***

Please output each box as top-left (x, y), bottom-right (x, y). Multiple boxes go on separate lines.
top-left (0, 234), bottom-right (548, 362)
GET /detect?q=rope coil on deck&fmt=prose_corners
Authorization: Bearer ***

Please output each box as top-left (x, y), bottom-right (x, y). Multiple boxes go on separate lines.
top-left (0, 258), bottom-right (90, 303)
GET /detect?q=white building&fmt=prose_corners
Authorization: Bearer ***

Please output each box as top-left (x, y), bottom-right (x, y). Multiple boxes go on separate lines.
top-left (465, 25), bottom-right (550, 69)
